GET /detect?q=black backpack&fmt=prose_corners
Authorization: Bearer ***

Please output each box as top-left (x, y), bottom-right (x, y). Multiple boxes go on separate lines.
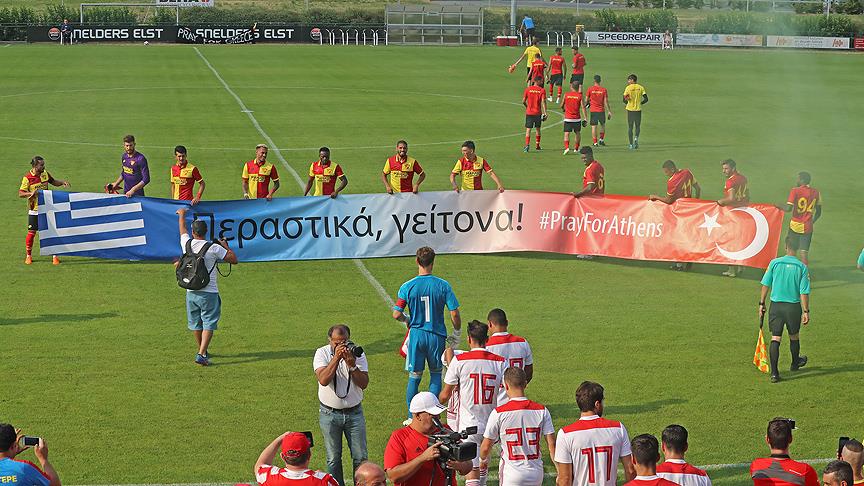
top-left (176, 239), bottom-right (216, 290)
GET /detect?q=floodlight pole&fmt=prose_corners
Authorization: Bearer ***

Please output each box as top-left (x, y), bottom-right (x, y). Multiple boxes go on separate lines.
top-left (510, 0), bottom-right (516, 36)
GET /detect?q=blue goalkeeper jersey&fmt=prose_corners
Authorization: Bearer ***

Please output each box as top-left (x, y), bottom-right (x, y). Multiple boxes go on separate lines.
top-left (394, 274), bottom-right (459, 337)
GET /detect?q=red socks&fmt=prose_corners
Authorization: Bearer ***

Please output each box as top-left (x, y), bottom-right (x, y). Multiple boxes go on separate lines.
top-left (549, 85), bottom-right (554, 97)
top-left (564, 140), bottom-right (570, 149)
top-left (525, 135), bottom-right (530, 146)
top-left (25, 231), bottom-right (35, 256)
top-left (535, 134), bottom-right (541, 147)
top-left (558, 87), bottom-right (563, 97)
top-left (593, 136), bottom-right (598, 144)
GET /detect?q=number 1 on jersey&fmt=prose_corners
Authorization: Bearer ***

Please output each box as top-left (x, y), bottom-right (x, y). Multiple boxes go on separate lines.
top-left (420, 295), bottom-right (431, 323)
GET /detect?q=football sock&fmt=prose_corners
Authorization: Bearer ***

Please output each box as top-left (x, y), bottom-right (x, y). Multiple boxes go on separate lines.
top-left (525, 135), bottom-right (530, 146)
top-left (628, 124), bottom-right (634, 144)
top-left (790, 340), bottom-right (800, 364)
top-left (600, 133), bottom-right (605, 141)
top-left (535, 134), bottom-right (541, 146)
top-left (574, 142), bottom-right (580, 151)
top-left (406, 375), bottom-right (422, 415)
top-left (25, 231), bottom-right (35, 256)
top-left (564, 139), bottom-right (570, 150)
top-left (429, 371), bottom-right (442, 397)
top-left (558, 86), bottom-right (563, 97)
top-left (466, 479), bottom-right (481, 486)
top-left (479, 468), bottom-right (488, 486)
top-left (593, 136), bottom-right (598, 144)
top-left (549, 85), bottom-right (554, 97)
top-left (769, 340), bottom-right (780, 376)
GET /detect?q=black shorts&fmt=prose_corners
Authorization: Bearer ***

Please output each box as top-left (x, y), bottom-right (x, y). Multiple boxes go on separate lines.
top-left (590, 112), bottom-right (606, 126)
top-left (787, 231), bottom-right (813, 251)
top-left (564, 121), bottom-right (583, 132)
top-left (526, 28), bottom-right (535, 39)
top-left (627, 110), bottom-right (642, 125)
top-left (28, 214), bottom-right (38, 231)
top-left (570, 74), bottom-right (584, 87)
top-left (768, 301), bottom-right (802, 337)
top-left (550, 74), bottom-right (563, 86)
top-left (525, 114), bottom-right (542, 128)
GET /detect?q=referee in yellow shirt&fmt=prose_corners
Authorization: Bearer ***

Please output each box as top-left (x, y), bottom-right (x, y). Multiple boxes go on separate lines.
top-left (623, 73), bottom-right (648, 150)
top-left (511, 37), bottom-right (542, 85)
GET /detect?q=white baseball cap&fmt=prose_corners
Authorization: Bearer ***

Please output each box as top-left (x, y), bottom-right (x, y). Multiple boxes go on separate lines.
top-left (409, 392), bottom-right (447, 415)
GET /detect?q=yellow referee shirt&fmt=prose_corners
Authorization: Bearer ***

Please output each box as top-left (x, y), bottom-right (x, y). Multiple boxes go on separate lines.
top-left (624, 83), bottom-right (646, 112)
top-left (523, 45), bottom-right (541, 68)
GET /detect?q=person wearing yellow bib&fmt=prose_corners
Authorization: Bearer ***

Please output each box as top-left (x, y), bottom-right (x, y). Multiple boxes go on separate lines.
top-left (511, 37), bottom-right (542, 85)
top-left (622, 74), bottom-right (648, 150)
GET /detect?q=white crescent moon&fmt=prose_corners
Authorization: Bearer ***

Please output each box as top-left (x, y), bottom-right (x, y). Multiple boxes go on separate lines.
top-left (716, 207), bottom-right (770, 261)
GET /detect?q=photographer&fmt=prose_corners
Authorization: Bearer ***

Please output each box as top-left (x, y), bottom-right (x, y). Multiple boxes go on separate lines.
top-left (384, 392), bottom-right (473, 486)
top-left (313, 325), bottom-right (369, 486)
top-left (254, 432), bottom-right (338, 486)
top-left (0, 424), bottom-right (61, 486)
top-left (749, 418), bottom-right (818, 486)
top-left (176, 208), bottom-right (237, 367)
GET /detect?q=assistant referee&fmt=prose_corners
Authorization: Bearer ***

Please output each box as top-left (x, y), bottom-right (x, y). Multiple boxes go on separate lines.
top-left (759, 236), bottom-right (811, 383)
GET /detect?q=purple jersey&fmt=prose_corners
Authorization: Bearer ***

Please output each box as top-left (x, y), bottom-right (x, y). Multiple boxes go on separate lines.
top-left (121, 151), bottom-right (150, 196)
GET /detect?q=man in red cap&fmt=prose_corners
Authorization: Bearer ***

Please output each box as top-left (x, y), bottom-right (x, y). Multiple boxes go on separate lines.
top-left (255, 432), bottom-right (339, 486)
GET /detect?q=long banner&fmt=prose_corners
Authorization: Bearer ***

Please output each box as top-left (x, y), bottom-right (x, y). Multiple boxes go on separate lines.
top-left (675, 33), bottom-right (763, 47)
top-left (37, 190), bottom-right (783, 268)
top-left (766, 35), bottom-right (850, 49)
top-left (586, 32), bottom-right (663, 45)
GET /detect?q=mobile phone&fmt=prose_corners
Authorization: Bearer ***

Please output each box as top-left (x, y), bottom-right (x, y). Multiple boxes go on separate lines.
top-left (839, 437), bottom-right (850, 457)
top-left (21, 436), bottom-right (40, 447)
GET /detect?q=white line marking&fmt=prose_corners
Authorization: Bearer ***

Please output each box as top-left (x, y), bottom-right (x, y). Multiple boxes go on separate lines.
top-left (69, 458), bottom-right (835, 486)
top-left (193, 46), bottom-right (393, 308)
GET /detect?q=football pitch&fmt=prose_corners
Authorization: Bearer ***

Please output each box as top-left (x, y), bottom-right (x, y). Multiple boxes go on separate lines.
top-left (1, 43), bottom-right (863, 485)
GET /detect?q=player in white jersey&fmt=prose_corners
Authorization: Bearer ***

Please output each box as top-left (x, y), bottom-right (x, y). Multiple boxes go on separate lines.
top-left (555, 381), bottom-right (636, 486)
top-left (656, 425), bottom-right (711, 486)
top-left (484, 308), bottom-right (534, 405)
top-left (480, 367), bottom-right (555, 486)
top-left (442, 347), bottom-right (466, 428)
top-left (439, 320), bottom-right (506, 486)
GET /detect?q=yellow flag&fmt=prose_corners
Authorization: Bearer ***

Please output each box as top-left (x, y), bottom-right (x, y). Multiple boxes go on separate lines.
top-left (753, 329), bottom-right (770, 374)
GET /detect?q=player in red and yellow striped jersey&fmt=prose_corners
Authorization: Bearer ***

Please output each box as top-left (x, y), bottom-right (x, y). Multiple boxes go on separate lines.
top-left (450, 141), bottom-right (504, 192)
top-left (381, 140), bottom-right (425, 194)
top-left (718, 159), bottom-right (749, 277)
top-left (242, 144), bottom-right (280, 200)
top-left (18, 156), bottom-right (70, 265)
top-left (169, 145), bottom-right (205, 204)
top-left (779, 172), bottom-right (821, 265)
top-left (304, 147), bottom-right (348, 198)
top-left (650, 160), bottom-right (701, 271)
top-left (523, 77), bottom-right (548, 152)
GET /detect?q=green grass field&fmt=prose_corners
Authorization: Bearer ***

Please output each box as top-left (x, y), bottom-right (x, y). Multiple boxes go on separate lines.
top-left (1, 43), bottom-right (863, 486)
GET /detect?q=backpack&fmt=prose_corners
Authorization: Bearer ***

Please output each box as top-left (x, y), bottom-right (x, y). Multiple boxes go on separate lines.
top-left (176, 239), bottom-right (216, 290)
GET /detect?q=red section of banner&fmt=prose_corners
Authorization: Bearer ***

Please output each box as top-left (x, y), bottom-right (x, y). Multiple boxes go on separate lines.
top-left (519, 194), bottom-right (783, 268)
top-left (855, 38), bottom-right (864, 50)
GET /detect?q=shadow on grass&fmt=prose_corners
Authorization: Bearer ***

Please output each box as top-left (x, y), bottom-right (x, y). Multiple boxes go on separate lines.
top-left (779, 363), bottom-right (864, 381)
top-left (0, 312), bottom-right (118, 326)
top-left (213, 333), bottom-right (406, 366)
top-left (545, 397), bottom-right (688, 423)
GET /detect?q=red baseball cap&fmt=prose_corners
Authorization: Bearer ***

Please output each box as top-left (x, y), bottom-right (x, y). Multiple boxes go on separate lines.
top-left (281, 432), bottom-right (311, 458)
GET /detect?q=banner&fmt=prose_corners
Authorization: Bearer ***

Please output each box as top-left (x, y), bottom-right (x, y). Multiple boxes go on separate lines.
top-left (176, 25), bottom-right (257, 44)
top-left (38, 190), bottom-right (783, 268)
top-left (586, 31), bottom-right (663, 45)
top-left (676, 33), bottom-right (763, 47)
top-left (766, 35), bottom-right (850, 49)
top-left (28, 26), bottom-right (176, 43)
top-left (156, 0), bottom-right (214, 6)
top-left (854, 37), bottom-right (864, 50)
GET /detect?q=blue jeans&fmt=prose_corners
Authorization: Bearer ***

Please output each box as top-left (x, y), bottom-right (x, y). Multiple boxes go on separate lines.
top-left (318, 403), bottom-right (368, 486)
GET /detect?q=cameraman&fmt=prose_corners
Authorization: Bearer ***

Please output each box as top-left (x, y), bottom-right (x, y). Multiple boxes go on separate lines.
top-left (0, 424), bottom-right (61, 486)
top-left (384, 392), bottom-right (473, 486)
top-left (177, 208), bottom-right (237, 367)
top-left (313, 325), bottom-right (369, 486)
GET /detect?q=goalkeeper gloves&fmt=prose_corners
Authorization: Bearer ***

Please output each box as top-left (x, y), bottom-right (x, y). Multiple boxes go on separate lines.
top-left (446, 328), bottom-right (461, 347)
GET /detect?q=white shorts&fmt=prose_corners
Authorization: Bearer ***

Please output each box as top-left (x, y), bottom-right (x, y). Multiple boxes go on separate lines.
top-left (498, 458), bottom-right (544, 486)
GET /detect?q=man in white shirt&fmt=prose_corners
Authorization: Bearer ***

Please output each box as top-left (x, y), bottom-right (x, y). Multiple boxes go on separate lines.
top-left (479, 367), bottom-right (555, 486)
top-left (313, 325), bottom-right (370, 485)
top-left (176, 208), bottom-right (237, 367)
top-left (484, 308), bottom-right (533, 405)
top-left (656, 425), bottom-right (711, 486)
top-left (439, 320), bottom-right (506, 486)
top-left (555, 381), bottom-right (636, 486)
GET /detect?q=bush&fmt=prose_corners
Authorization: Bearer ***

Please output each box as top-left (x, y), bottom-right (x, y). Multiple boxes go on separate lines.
top-left (693, 11), bottom-right (855, 34)
top-left (590, 9), bottom-right (678, 32)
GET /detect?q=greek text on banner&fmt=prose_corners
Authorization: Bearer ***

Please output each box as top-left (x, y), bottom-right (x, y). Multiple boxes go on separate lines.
top-left (37, 190), bottom-right (783, 268)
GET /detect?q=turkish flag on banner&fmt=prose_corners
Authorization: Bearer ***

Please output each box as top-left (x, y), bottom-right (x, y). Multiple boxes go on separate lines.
top-left (523, 194), bottom-right (784, 268)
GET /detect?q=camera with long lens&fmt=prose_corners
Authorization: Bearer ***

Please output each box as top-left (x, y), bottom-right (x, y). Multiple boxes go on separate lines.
top-left (428, 423), bottom-right (478, 464)
top-left (344, 341), bottom-right (364, 357)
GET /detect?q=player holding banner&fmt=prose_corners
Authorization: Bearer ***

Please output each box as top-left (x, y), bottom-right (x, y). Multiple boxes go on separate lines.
top-left (19, 156), bottom-right (70, 265)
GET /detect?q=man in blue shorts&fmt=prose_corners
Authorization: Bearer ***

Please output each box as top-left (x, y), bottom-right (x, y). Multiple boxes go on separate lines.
top-left (392, 247), bottom-right (462, 423)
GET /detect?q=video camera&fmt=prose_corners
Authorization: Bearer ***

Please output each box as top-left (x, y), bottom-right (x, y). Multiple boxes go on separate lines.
top-left (429, 418), bottom-right (478, 464)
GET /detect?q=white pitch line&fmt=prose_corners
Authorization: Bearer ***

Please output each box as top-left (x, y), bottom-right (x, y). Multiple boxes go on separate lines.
top-left (193, 46), bottom-right (393, 309)
top-left (68, 457), bottom-right (835, 486)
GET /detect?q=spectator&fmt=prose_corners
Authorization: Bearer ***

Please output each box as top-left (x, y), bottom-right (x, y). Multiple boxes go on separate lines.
top-left (354, 462), bottom-right (386, 486)
top-left (59, 19), bottom-right (72, 45)
top-left (313, 324), bottom-right (369, 485)
top-left (107, 134), bottom-right (149, 198)
top-left (176, 208), bottom-right (237, 366)
top-left (839, 439), bottom-right (863, 485)
top-left (485, 308), bottom-right (534, 405)
top-left (255, 432), bottom-right (338, 486)
top-left (383, 392), bottom-right (473, 486)
top-left (623, 434), bottom-right (679, 486)
top-left (656, 425), bottom-right (711, 486)
top-left (520, 15), bottom-right (536, 41)
top-left (555, 381), bottom-right (635, 485)
top-left (823, 461), bottom-right (854, 486)
top-left (750, 417), bottom-right (818, 486)
top-left (0, 423), bottom-right (61, 486)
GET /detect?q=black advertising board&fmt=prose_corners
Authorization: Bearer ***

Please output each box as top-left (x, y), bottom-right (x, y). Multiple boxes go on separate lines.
top-left (28, 25), bottom-right (316, 43)
top-left (28, 25), bottom-right (177, 43)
